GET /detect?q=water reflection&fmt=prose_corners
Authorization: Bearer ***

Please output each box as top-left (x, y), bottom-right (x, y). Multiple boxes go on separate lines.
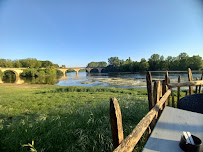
top-left (0, 71), bottom-right (202, 88)
top-left (23, 76), bottom-right (59, 85)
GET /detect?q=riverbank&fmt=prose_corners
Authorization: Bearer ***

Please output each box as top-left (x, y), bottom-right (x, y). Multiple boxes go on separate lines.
top-left (0, 84), bottom-right (149, 152)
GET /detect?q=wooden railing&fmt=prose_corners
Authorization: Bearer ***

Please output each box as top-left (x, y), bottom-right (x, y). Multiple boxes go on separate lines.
top-left (110, 68), bottom-right (203, 152)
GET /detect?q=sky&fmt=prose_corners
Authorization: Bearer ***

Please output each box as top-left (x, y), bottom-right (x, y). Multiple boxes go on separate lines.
top-left (0, 0), bottom-right (203, 67)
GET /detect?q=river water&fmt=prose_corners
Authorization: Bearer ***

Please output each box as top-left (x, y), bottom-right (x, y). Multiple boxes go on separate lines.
top-left (56, 71), bottom-right (202, 88)
top-left (1, 71), bottom-right (202, 88)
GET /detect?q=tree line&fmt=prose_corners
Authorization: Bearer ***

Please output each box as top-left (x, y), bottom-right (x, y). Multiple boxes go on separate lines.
top-left (87, 53), bottom-right (203, 72)
top-left (0, 58), bottom-right (60, 68)
top-left (1, 52), bottom-right (202, 75)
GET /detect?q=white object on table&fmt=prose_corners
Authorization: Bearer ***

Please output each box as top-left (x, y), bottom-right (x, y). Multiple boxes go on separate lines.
top-left (142, 106), bottom-right (203, 152)
top-left (186, 131), bottom-right (195, 145)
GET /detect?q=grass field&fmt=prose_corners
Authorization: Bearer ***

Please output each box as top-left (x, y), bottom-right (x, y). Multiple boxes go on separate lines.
top-left (0, 84), bottom-right (150, 152)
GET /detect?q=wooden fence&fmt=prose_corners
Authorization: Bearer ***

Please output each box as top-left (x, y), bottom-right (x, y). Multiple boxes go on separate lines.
top-left (110, 68), bottom-right (203, 152)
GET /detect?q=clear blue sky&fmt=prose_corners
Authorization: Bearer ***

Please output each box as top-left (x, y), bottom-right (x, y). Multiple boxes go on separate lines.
top-left (0, 0), bottom-right (203, 67)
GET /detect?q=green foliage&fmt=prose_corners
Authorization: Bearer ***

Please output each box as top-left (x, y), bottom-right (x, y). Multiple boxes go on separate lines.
top-left (139, 58), bottom-right (149, 71)
top-left (87, 61), bottom-right (107, 68)
top-left (0, 59), bottom-right (14, 67)
top-left (0, 58), bottom-right (59, 68)
top-left (2, 71), bottom-right (16, 83)
top-left (96, 53), bottom-right (203, 73)
top-left (41, 60), bottom-right (53, 67)
top-left (0, 85), bottom-right (148, 152)
top-left (61, 65), bottom-right (66, 68)
top-left (108, 57), bottom-right (121, 69)
top-left (21, 67), bottom-right (63, 78)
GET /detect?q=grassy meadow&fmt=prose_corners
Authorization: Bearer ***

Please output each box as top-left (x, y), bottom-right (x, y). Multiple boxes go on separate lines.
top-left (0, 84), bottom-right (150, 152)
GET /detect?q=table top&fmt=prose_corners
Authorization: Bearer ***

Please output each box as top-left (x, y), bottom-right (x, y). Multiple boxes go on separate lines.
top-left (143, 106), bottom-right (203, 152)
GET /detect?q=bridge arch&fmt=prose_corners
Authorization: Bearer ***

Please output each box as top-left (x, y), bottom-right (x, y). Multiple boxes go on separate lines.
top-left (0, 68), bottom-right (24, 84)
top-left (86, 68), bottom-right (93, 73)
top-left (86, 67), bottom-right (104, 73)
top-left (57, 69), bottom-right (68, 76)
top-left (0, 69), bottom-right (24, 78)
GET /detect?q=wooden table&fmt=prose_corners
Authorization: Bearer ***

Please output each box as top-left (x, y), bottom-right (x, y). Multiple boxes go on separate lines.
top-left (143, 106), bottom-right (203, 152)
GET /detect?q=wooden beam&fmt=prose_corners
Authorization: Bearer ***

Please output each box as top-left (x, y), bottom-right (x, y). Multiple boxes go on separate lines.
top-left (195, 77), bottom-right (199, 94)
top-left (162, 80), bottom-right (167, 108)
top-left (172, 90), bottom-right (175, 107)
top-left (177, 75), bottom-right (181, 102)
top-left (110, 97), bottom-right (124, 149)
top-left (199, 73), bottom-right (203, 93)
top-left (165, 71), bottom-right (170, 106)
top-left (113, 90), bottom-right (171, 152)
top-left (146, 72), bottom-right (154, 111)
top-left (188, 68), bottom-right (193, 95)
top-left (168, 80), bottom-right (203, 88)
top-left (159, 82), bottom-right (162, 98)
top-left (153, 81), bottom-right (161, 104)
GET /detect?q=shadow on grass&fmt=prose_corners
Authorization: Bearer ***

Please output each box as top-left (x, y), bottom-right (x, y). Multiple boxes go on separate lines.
top-left (0, 96), bottom-right (148, 152)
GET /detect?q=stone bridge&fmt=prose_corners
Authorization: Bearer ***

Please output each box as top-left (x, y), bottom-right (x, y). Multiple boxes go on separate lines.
top-left (0, 67), bottom-right (105, 83)
top-left (58, 68), bottom-right (84, 76)
top-left (58, 67), bottom-right (105, 76)
top-left (0, 68), bottom-right (26, 84)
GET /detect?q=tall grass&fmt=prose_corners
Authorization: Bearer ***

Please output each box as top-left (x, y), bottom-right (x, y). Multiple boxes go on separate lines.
top-left (0, 85), bottom-right (148, 152)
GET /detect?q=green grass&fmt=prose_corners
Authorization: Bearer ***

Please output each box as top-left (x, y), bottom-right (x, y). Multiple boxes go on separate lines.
top-left (0, 85), bottom-right (149, 152)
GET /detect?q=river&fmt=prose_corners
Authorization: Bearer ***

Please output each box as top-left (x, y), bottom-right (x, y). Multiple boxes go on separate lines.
top-left (1, 71), bottom-right (202, 88)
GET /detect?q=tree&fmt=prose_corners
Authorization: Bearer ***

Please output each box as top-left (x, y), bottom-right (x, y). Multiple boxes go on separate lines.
top-left (148, 54), bottom-right (160, 70)
top-left (178, 53), bottom-right (189, 70)
top-left (188, 55), bottom-right (203, 70)
top-left (5, 59), bottom-right (13, 67)
top-left (0, 59), bottom-right (7, 67)
top-left (139, 58), bottom-right (149, 71)
top-left (108, 57), bottom-right (121, 68)
top-left (53, 64), bottom-right (60, 68)
top-left (178, 52), bottom-right (189, 59)
top-left (98, 62), bottom-right (107, 67)
top-left (159, 56), bottom-right (167, 70)
top-left (87, 62), bottom-right (98, 68)
top-left (61, 65), bottom-right (66, 68)
top-left (41, 61), bottom-right (53, 67)
top-left (14, 60), bottom-right (22, 68)
top-left (165, 56), bottom-right (173, 70)
top-left (87, 61), bottom-right (107, 68)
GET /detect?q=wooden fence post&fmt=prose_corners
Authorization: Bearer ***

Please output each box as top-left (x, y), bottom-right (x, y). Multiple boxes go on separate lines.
top-left (188, 68), bottom-right (193, 95)
top-left (165, 71), bottom-right (170, 105)
top-left (153, 81), bottom-right (161, 105)
top-left (199, 73), bottom-right (203, 93)
top-left (177, 75), bottom-right (181, 102)
top-left (146, 71), bottom-right (154, 111)
top-left (110, 97), bottom-right (124, 149)
top-left (195, 77), bottom-right (199, 94)
top-left (162, 80), bottom-right (166, 107)
top-left (172, 90), bottom-right (175, 107)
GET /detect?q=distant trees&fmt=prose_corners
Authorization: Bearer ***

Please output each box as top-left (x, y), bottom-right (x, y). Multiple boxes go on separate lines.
top-left (61, 65), bottom-right (66, 68)
top-left (87, 61), bottom-right (107, 68)
top-left (147, 53), bottom-right (202, 71)
top-left (139, 58), bottom-right (149, 71)
top-left (87, 52), bottom-right (203, 73)
top-left (0, 58), bottom-right (60, 68)
top-left (0, 52), bottom-right (202, 75)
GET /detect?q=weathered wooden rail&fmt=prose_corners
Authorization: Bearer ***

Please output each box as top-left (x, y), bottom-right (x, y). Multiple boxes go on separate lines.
top-left (110, 68), bottom-right (203, 152)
